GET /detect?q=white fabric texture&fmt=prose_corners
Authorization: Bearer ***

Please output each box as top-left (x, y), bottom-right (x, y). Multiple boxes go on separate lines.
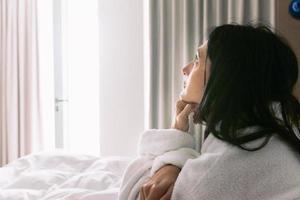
top-left (118, 128), bottom-right (300, 200)
top-left (150, 147), bottom-right (200, 176)
top-left (138, 129), bottom-right (200, 176)
top-left (138, 129), bottom-right (196, 156)
top-left (0, 150), bottom-right (132, 200)
top-left (118, 129), bottom-right (200, 200)
top-left (118, 157), bottom-right (153, 200)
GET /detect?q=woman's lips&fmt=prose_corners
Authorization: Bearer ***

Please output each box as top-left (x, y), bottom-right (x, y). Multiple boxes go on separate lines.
top-left (183, 75), bottom-right (188, 88)
top-left (183, 81), bottom-right (186, 89)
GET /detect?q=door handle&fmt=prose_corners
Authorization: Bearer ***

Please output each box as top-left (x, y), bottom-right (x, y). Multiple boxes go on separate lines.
top-left (55, 98), bottom-right (69, 103)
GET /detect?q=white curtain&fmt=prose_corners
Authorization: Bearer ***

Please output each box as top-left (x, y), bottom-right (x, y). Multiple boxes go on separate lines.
top-left (146, 0), bottom-right (275, 151)
top-left (0, 0), bottom-right (46, 166)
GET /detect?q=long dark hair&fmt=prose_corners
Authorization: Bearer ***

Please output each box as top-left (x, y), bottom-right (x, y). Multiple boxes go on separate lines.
top-left (195, 24), bottom-right (300, 153)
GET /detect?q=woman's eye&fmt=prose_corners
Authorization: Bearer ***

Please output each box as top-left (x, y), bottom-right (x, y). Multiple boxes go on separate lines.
top-left (194, 55), bottom-right (198, 62)
top-left (196, 52), bottom-right (200, 61)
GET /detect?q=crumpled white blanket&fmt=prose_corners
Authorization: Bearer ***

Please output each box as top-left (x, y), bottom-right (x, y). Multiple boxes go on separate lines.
top-left (0, 150), bottom-right (132, 200)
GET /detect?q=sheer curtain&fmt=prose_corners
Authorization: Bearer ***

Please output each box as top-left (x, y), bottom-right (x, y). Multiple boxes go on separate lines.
top-left (0, 0), bottom-right (55, 166)
top-left (146, 0), bottom-right (275, 151)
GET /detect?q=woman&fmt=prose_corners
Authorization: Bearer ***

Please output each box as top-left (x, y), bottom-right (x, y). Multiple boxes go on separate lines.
top-left (118, 24), bottom-right (300, 200)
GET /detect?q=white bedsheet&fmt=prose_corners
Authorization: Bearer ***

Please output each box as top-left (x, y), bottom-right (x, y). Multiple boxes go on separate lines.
top-left (0, 150), bottom-right (132, 200)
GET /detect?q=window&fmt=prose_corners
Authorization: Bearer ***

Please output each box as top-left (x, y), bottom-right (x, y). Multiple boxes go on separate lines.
top-left (53, 0), bottom-right (100, 156)
top-left (38, 0), bottom-right (144, 157)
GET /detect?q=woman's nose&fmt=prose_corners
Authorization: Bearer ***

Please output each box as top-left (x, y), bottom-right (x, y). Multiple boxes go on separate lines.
top-left (182, 62), bottom-right (193, 76)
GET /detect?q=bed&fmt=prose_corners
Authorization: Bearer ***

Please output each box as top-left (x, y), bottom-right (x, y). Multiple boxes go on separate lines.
top-left (0, 150), bottom-right (132, 200)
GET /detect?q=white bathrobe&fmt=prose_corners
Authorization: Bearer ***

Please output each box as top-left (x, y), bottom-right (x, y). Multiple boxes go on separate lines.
top-left (118, 127), bottom-right (300, 200)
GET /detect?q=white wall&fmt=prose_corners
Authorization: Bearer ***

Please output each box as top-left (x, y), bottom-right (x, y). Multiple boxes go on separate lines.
top-left (98, 0), bottom-right (144, 157)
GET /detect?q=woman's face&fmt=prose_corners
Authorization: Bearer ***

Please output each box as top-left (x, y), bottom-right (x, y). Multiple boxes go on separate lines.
top-left (180, 41), bottom-right (211, 104)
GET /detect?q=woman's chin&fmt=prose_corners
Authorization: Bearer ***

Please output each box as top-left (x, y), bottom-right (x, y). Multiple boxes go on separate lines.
top-left (180, 91), bottom-right (201, 104)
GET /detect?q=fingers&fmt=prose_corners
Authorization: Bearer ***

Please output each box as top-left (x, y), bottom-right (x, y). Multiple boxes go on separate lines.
top-left (175, 100), bottom-right (198, 115)
top-left (141, 180), bottom-right (173, 200)
top-left (139, 190), bottom-right (144, 200)
top-left (140, 181), bottom-right (152, 200)
top-left (140, 165), bottom-right (180, 200)
top-left (148, 186), bottom-right (168, 199)
top-left (140, 182), bottom-right (150, 199)
top-left (173, 100), bottom-right (199, 131)
top-left (160, 184), bottom-right (174, 200)
top-left (141, 182), bottom-right (169, 200)
top-left (176, 100), bottom-right (187, 115)
top-left (179, 104), bottom-right (193, 118)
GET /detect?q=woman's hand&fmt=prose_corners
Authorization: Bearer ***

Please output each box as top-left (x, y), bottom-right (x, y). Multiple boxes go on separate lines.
top-left (140, 164), bottom-right (181, 200)
top-left (171, 100), bottom-right (197, 132)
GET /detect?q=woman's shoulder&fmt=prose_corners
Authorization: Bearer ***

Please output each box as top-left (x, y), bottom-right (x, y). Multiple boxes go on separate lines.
top-left (193, 132), bottom-right (300, 188)
top-left (201, 132), bottom-right (300, 164)
top-left (172, 133), bottom-right (300, 199)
